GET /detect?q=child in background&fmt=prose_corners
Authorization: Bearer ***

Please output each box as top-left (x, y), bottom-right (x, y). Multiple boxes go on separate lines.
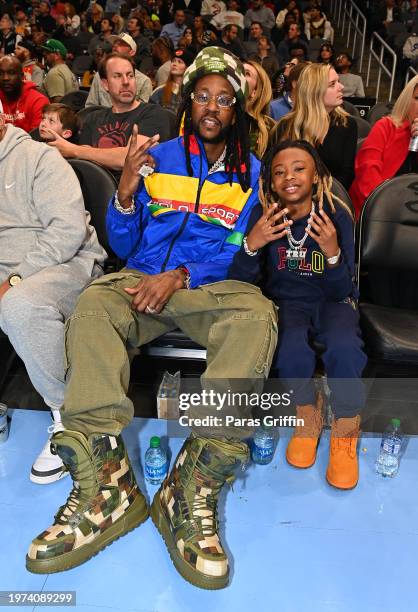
top-left (228, 140), bottom-right (367, 489)
top-left (37, 103), bottom-right (80, 143)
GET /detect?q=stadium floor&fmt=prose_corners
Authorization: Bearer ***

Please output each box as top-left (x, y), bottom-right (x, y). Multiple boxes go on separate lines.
top-left (1, 408), bottom-right (417, 612)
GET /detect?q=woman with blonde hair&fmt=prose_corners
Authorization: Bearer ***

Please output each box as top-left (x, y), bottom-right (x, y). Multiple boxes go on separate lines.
top-left (350, 75), bottom-right (418, 217)
top-left (244, 60), bottom-right (276, 159)
top-left (270, 62), bottom-right (357, 189)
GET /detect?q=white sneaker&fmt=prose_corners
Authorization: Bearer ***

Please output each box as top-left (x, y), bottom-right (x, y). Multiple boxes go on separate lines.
top-left (30, 423), bottom-right (68, 484)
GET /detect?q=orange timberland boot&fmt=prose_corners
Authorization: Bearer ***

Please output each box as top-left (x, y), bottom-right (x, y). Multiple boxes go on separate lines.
top-left (286, 394), bottom-right (324, 468)
top-left (326, 415), bottom-right (361, 490)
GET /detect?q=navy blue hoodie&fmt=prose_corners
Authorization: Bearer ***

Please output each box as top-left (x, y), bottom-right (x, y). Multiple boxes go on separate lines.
top-left (228, 201), bottom-right (357, 304)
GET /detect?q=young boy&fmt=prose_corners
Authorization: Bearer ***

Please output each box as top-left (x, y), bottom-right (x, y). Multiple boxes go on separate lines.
top-left (37, 103), bottom-right (80, 143)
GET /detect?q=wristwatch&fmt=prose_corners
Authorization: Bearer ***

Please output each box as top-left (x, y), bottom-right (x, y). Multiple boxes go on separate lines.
top-left (113, 190), bottom-right (136, 215)
top-left (178, 267), bottom-right (191, 289)
top-left (8, 273), bottom-right (22, 287)
top-left (326, 249), bottom-right (341, 265)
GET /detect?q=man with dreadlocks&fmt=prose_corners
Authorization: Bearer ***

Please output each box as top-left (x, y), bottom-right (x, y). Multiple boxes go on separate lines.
top-left (229, 140), bottom-right (367, 490)
top-left (26, 47), bottom-right (278, 589)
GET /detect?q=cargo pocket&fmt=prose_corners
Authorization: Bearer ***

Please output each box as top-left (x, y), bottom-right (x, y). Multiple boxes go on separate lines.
top-left (253, 312), bottom-right (278, 376)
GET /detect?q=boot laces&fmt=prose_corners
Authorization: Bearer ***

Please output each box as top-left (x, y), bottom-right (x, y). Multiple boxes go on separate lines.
top-left (54, 445), bottom-right (104, 525)
top-left (179, 455), bottom-right (230, 540)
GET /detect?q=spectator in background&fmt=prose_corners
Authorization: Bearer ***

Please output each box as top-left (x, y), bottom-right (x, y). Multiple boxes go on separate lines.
top-left (0, 115), bottom-right (105, 486)
top-left (46, 54), bottom-right (174, 171)
top-left (270, 60), bottom-right (309, 120)
top-left (288, 40), bottom-right (309, 62)
top-left (63, 3), bottom-right (80, 35)
top-left (244, 0), bottom-right (275, 35)
top-left (217, 23), bottom-right (247, 58)
top-left (160, 9), bottom-right (186, 47)
top-left (88, 17), bottom-right (116, 57)
top-left (335, 52), bottom-right (365, 97)
top-left (36, 1), bottom-right (57, 34)
top-left (245, 21), bottom-right (276, 55)
top-left (0, 56), bottom-right (49, 132)
top-left (271, 57), bottom-right (299, 99)
top-left (404, 0), bottom-right (418, 32)
top-left (317, 42), bottom-right (335, 65)
top-left (15, 8), bottom-right (31, 38)
top-left (86, 34), bottom-right (152, 107)
top-left (37, 102), bottom-right (80, 143)
top-left (350, 74), bottom-right (418, 217)
top-left (244, 60), bottom-right (275, 159)
top-left (41, 39), bottom-right (79, 102)
top-left (250, 35), bottom-right (279, 78)
top-left (277, 22), bottom-right (308, 64)
top-left (86, 2), bottom-right (104, 34)
top-left (127, 16), bottom-right (152, 71)
top-left (152, 36), bottom-right (174, 86)
top-left (177, 26), bottom-right (201, 54)
top-left (201, 0), bottom-right (226, 23)
top-left (276, 0), bottom-right (298, 29)
top-left (270, 63), bottom-right (358, 189)
top-left (305, 4), bottom-right (332, 40)
top-left (212, 0), bottom-right (245, 31)
top-left (150, 47), bottom-right (194, 114)
top-left (0, 13), bottom-right (22, 56)
top-left (15, 40), bottom-right (45, 88)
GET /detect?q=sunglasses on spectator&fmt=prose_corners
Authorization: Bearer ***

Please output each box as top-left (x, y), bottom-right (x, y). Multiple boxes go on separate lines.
top-left (191, 92), bottom-right (236, 108)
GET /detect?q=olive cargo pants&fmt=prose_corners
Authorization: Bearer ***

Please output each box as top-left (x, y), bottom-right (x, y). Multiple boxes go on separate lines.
top-left (61, 271), bottom-right (278, 438)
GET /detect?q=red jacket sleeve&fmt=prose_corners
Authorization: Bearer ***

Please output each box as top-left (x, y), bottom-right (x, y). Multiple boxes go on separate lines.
top-left (349, 119), bottom-right (393, 218)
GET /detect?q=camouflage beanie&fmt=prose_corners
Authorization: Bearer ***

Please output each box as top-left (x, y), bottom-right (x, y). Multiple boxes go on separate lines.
top-left (182, 46), bottom-right (248, 108)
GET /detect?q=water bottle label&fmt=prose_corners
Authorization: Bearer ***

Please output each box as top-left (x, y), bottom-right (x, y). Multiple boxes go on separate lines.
top-left (254, 445), bottom-right (274, 459)
top-left (145, 462), bottom-right (168, 480)
top-left (382, 439), bottom-right (401, 455)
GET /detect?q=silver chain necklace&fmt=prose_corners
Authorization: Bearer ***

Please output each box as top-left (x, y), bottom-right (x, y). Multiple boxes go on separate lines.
top-left (207, 147), bottom-right (226, 175)
top-left (283, 201), bottom-right (315, 261)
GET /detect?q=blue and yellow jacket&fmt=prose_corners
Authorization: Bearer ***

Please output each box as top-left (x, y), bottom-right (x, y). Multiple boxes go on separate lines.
top-left (106, 135), bottom-right (261, 288)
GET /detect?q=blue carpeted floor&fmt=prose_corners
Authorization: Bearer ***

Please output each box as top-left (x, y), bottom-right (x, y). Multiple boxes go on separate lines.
top-left (0, 408), bottom-right (417, 612)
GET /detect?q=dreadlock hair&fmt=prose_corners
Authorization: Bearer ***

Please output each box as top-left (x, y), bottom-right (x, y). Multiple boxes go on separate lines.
top-left (176, 89), bottom-right (252, 193)
top-left (258, 139), bottom-right (353, 220)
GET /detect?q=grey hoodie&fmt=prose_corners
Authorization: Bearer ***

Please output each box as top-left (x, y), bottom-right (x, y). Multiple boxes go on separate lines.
top-left (0, 125), bottom-right (106, 281)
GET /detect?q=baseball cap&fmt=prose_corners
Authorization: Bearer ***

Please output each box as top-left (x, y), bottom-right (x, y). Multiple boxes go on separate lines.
top-left (114, 33), bottom-right (137, 54)
top-left (173, 48), bottom-right (195, 67)
top-left (16, 39), bottom-right (37, 56)
top-left (42, 38), bottom-right (67, 58)
top-left (182, 46), bottom-right (248, 107)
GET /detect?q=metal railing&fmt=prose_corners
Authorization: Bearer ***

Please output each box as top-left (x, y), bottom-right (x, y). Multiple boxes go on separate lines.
top-left (341, 2), bottom-right (367, 72)
top-left (330, 0), bottom-right (344, 29)
top-left (405, 65), bottom-right (418, 86)
top-left (366, 32), bottom-right (397, 102)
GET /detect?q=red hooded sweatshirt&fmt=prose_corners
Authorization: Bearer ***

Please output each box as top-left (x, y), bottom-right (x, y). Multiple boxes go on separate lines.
top-left (0, 81), bottom-right (49, 133)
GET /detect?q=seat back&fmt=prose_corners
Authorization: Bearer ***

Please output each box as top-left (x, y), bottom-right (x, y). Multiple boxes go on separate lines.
top-left (358, 174), bottom-right (418, 306)
top-left (343, 100), bottom-right (360, 118)
top-left (366, 102), bottom-right (393, 126)
top-left (67, 159), bottom-right (118, 266)
top-left (352, 114), bottom-right (371, 138)
top-left (60, 90), bottom-right (89, 112)
top-left (331, 176), bottom-right (356, 222)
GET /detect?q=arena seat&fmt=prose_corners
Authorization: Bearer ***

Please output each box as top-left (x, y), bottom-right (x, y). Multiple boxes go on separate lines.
top-left (67, 159), bottom-right (118, 269)
top-left (357, 174), bottom-right (418, 368)
top-left (352, 115), bottom-right (371, 138)
top-left (366, 102), bottom-right (394, 126)
top-left (343, 100), bottom-right (360, 118)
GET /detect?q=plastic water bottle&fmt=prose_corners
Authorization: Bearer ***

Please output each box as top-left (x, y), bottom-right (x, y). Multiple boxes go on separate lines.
top-left (145, 436), bottom-right (168, 485)
top-left (251, 424), bottom-right (278, 465)
top-left (375, 418), bottom-right (403, 478)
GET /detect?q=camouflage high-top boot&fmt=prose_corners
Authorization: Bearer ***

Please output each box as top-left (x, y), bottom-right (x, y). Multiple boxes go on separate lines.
top-left (26, 430), bottom-right (149, 574)
top-left (150, 435), bottom-right (249, 590)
